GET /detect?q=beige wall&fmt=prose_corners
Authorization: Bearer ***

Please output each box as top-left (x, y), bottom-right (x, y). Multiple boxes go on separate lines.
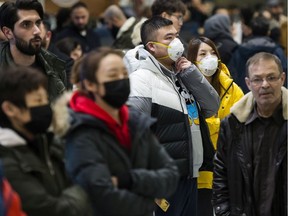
top-left (45, 0), bottom-right (119, 17)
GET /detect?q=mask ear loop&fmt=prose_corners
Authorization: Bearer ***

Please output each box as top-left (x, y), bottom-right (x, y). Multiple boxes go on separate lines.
top-left (148, 41), bottom-right (172, 60)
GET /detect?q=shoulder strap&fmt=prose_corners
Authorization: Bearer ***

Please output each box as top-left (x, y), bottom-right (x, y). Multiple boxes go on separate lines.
top-left (199, 108), bottom-right (215, 172)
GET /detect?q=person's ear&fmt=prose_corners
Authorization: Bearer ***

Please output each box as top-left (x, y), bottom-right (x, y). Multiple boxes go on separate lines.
top-left (245, 77), bottom-right (252, 91)
top-left (2, 27), bottom-right (13, 40)
top-left (161, 12), bottom-right (170, 19)
top-left (83, 79), bottom-right (98, 93)
top-left (280, 72), bottom-right (286, 85)
top-left (146, 42), bottom-right (156, 53)
top-left (46, 31), bottom-right (52, 42)
top-left (1, 101), bottom-right (19, 118)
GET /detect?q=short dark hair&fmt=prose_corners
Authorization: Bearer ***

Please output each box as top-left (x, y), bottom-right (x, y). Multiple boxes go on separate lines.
top-left (0, 66), bottom-right (47, 127)
top-left (151, 0), bottom-right (186, 16)
top-left (0, 0), bottom-right (44, 31)
top-left (71, 1), bottom-right (88, 12)
top-left (141, 16), bottom-right (173, 46)
top-left (250, 16), bottom-right (269, 36)
top-left (246, 52), bottom-right (283, 77)
top-left (56, 37), bottom-right (81, 57)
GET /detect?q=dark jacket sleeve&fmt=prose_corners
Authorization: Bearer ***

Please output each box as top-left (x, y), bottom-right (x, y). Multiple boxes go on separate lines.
top-left (2, 157), bottom-right (92, 216)
top-left (177, 64), bottom-right (220, 118)
top-left (212, 117), bottom-right (231, 216)
top-left (65, 127), bottom-right (156, 216)
top-left (129, 132), bottom-right (179, 198)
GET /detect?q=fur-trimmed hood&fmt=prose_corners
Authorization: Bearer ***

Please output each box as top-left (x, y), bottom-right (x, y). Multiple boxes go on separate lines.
top-left (230, 87), bottom-right (287, 122)
top-left (51, 91), bottom-right (72, 137)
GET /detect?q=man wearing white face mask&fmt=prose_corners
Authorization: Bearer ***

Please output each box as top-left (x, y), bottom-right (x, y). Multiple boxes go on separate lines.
top-left (125, 16), bottom-right (220, 216)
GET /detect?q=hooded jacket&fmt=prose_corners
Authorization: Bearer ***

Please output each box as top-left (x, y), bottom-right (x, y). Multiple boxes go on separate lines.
top-left (0, 41), bottom-right (67, 102)
top-left (124, 45), bottom-right (219, 177)
top-left (198, 64), bottom-right (244, 189)
top-left (0, 127), bottom-right (92, 216)
top-left (65, 99), bottom-right (179, 216)
top-left (204, 14), bottom-right (239, 65)
top-left (228, 36), bottom-right (287, 93)
top-left (212, 87), bottom-right (287, 216)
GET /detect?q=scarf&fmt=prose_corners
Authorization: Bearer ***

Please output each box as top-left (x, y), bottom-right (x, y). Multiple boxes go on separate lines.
top-left (70, 92), bottom-right (131, 150)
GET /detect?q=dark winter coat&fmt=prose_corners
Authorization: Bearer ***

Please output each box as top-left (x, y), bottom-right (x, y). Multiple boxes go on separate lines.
top-left (212, 88), bottom-right (287, 216)
top-left (65, 107), bottom-right (179, 216)
top-left (0, 128), bottom-right (92, 216)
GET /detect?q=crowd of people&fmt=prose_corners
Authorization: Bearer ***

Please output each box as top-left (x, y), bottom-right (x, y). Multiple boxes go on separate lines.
top-left (0, 0), bottom-right (286, 216)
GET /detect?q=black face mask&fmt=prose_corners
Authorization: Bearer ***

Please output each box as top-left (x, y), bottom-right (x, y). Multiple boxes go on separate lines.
top-left (24, 104), bottom-right (53, 134)
top-left (101, 78), bottom-right (130, 109)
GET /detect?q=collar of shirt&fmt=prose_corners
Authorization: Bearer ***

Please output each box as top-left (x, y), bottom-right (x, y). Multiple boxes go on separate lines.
top-left (245, 103), bottom-right (284, 126)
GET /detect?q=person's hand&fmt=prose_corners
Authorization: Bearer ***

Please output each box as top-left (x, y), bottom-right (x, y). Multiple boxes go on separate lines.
top-left (155, 199), bottom-right (162, 205)
top-left (175, 57), bottom-right (192, 72)
top-left (111, 176), bottom-right (118, 187)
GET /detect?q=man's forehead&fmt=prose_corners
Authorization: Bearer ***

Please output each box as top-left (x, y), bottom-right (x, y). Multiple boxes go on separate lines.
top-left (249, 60), bottom-right (279, 74)
top-left (156, 25), bottom-right (177, 37)
top-left (16, 10), bottom-right (41, 23)
top-left (71, 7), bottom-right (89, 16)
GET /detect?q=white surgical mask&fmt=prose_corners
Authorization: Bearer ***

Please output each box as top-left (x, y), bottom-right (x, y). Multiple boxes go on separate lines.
top-left (151, 38), bottom-right (184, 61)
top-left (197, 55), bottom-right (219, 77)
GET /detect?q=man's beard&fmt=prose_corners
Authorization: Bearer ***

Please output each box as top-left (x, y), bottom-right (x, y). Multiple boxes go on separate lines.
top-left (73, 23), bottom-right (86, 31)
top-left (15, 35), bottom-right (42, 56)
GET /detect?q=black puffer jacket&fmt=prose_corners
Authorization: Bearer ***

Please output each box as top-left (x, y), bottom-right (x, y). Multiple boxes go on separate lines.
top-left (65, 106), bottom-right (179, 216)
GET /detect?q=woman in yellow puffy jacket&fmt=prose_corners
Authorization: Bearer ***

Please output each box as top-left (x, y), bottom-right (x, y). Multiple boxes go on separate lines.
top-left (187, 36), bottom-right (244, 216)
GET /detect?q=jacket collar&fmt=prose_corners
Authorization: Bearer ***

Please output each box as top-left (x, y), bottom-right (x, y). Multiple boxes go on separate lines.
top-left (116, 17), bottom-right (136, 39)
top-left (0, 127), bottom-right (26, 147)
top-left (231, 87), bottom-right (287, 122)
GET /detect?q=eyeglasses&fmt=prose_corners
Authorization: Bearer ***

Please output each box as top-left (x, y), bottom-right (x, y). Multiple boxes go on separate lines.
top-left (170, 13), bottom-right (184, 23)
top-left (249, 75), bottom-right (281, 86)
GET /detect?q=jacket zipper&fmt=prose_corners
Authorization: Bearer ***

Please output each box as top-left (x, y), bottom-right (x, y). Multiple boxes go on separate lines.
top-left (42, 135), bottom-right (55, 176)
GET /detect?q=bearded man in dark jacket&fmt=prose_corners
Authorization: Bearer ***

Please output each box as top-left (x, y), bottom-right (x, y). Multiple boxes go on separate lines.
top-left (0, 0), bottom-right (67, 102)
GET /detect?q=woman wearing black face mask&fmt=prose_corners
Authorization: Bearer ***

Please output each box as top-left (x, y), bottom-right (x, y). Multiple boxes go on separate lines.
top-left (0, 66), bottom-right (92, 216)
top-left (65, 48), bottom-right (179, 216)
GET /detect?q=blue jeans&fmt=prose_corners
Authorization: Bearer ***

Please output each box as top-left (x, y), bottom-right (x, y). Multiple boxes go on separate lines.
top-left (155, 177), bottom-right (198, 216)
